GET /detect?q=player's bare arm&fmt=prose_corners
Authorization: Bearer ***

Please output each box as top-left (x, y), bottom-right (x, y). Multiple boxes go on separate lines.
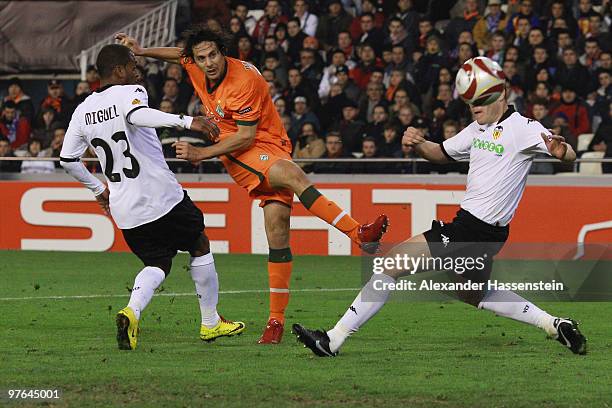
top-left (402, 127), bottom-right (449, 164)
top-left (542, 133), bottom-right (576, 162)
top-left (115, 32), bottom-right (182, 64)
top-left (173, 124), bottom-right (256, 162)
top-left (95, 188), bottom-right (111, 216)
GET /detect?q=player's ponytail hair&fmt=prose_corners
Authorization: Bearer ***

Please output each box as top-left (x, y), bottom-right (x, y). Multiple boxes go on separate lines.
top-left (181, 23), bottom-right (230, 61)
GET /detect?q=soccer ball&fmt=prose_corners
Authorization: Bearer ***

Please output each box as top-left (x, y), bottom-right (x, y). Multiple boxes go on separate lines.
top-left (455, 57), bottom-right (506, 106)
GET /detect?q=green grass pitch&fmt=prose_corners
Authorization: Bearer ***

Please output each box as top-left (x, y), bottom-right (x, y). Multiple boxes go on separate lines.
top-left (1, 250), bottom-right (611, 407)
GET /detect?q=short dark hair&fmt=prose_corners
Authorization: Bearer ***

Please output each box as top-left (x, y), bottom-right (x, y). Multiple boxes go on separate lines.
top-left (3, 100), bottom-right (16, 110)
top-left (96, 44), bottom-right (134, 78)
top-left (181, 24), bottom-right (230, 60)
top-left (532, 98), bottom-right (549, 108)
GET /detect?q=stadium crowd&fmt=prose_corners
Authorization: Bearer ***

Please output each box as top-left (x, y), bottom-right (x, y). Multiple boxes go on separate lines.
top-left (1, 0), bottom-right (611, 174)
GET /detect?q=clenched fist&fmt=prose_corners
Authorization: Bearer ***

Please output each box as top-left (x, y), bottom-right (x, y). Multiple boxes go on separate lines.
top-left (115, 32), bottom-right (143, 55)
top-left (190, 116), bottom-right (220, 143)
top-left (402, 127), bottom-right (427, 147)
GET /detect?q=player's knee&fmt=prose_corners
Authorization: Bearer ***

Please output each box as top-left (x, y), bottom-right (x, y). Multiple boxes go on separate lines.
top-left (147, 259), bottom-right (172, 277)
top-left (456, 289), bottom-right (486, 307)
top-left (190, 234), bottom-right (211, 258)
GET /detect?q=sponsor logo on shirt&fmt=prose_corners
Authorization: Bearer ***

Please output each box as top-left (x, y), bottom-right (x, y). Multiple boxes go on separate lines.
top-left (260, 154), bottom-right (269, 161)
top-left (238, 106), bottom-right (252, 115)
top-left (473, 138), bottom-right (505, 156)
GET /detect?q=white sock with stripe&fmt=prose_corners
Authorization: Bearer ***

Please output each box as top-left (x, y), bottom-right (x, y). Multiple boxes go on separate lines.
top-left (191, 252), bottom-right (221, 328)
top-left (127, 266), bottom-right (166, 320)
top-left (478, 290), bottom-right (557, 336)
top-left (327, 273), bottom-right (395, 353)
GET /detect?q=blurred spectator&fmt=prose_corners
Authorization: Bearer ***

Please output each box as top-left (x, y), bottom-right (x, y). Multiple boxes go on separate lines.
top-left (393, 142), bottom-right (418, 174)
top-left (377, 122), bottom-right (401, 157)
top-left (429, 100), bottom-right (449, 143)
top-left (331, 97), bottom-right (365, 154)
top-left (3, 77), bottom-right (34, 121)
top-left (316, 0), bottom-right (352, 51)
top-left (588, 101), bottom-right (612, 173)
top-left (42, 126), bottom-right (66, 167)
top-left (350, 43), bottom-right (383, 90)
top-left (253, 0), bottom-right (288, 46)
top-left (165, 64), bottom-right (194, 112)
top-left (525, 45), bottom-right (555, 92)
top-left (293, 0), bottom-right (318, 37)
top-left (543, 1), bottom-right (577, 37)
top-left (353, 136), bottom-right (390, 173)
top-left (159, 78), bottom-right (188, 114)
top-left (364, 104), bottom-right (389, 139)
top-left (445, 0), bottom-right (482, 48)
top-left (287, 17), bottom-right (308, 63)
top-left (40, 80), bottom-right (71, 124)
top-left (384, 16), bottom-right (414, 56)
top-left (391, 87), bottom-right (421, 119)
top-left (32, 108), bottom-right (61, 147)
top-left (312, 131), bottom-right (353, 173)
top-left (318, 52), bottom-right (353, 100)
top-left (531, 98), bottom-right (554, 128)
top-left (394, 106), bottom-right (416, 133)
top-left (351, 3), bottom-right (384, 40)
top-left (288, 96), bottom-right (320, 143)
top-left (284, 67), bottom-right (318, 112)
top-left (298, 48), bottom-right (322, 90)
top-left (20, 139), bottom-right (55, 174)
top-left (0, 136), bottom-right (21, 172)
top-left (274, 97), bottom-right (287, 117)
top-left (414, 36), bottom-right (450, 94)
top-left (580, 38), bottom-right (603, 72)
top-left (433, 120), bottom-right (469, 174)
top-left (233, 2), bottom-right (256, 36)
top-left (392, 0), bottom-right (419, 37)
top-left (473, 0), bottom-right (508, 51)
top-left (555, 47), bottom-right (593, 98)
top-left (0, 100), bottom-right (31, 150)
top-left (553, 29), bottom-right (574, 59)
top-left (274, 23), bottom-right (290, 53)
top-left (552, 86), bottom-right (590, 140)
top-left (293, 122), bottom-right (325, 171)
top-left (484, 31), bottom-right (507, 64)
top-left (73, 81), bottom-right (91, 107)
top-left (576, 0), bottom-right (601, 37)
top-left (235, 33), bottom-right (260, 64)
top-left (355, 12), bottom-right (385, 51)
top-left (506, 0), bottom-right (540, 36)
top-left (85, 65), bottom-right (100, 92)
top-left (359, 82), bottom-right (386, 123)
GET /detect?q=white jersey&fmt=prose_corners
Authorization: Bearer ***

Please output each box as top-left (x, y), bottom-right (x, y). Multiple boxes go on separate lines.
top-left (60, 84), bottom-right (184, 229)
top-left (442, 107), bottom-right (551, 226)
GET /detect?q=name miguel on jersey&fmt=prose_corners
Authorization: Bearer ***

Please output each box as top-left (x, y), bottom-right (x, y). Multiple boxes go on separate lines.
top-left (84, 105), bottom-right (119, 126)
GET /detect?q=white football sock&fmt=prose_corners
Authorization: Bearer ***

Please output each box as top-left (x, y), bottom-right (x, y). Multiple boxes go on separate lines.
top-left (127, 266), bottom-right (166, 320)
top-left (327, 273), bottom-right (395, 353)
top-left (478, 290), bottom-right (557, 336)
top-left (190, 253), bottom-right (221, 328)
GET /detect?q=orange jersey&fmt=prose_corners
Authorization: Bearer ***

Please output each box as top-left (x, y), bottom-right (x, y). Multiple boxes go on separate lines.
top-left (181, 56), bottom-right (291, 151)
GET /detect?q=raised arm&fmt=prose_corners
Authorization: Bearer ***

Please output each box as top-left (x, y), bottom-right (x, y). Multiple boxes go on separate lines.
top-left (402, 127), bottom-right (450, 164)
top-left (115, 33), bottom-right (182, 64)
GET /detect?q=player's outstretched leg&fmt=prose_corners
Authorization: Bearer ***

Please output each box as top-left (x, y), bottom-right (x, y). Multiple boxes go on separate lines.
top-left (190, 248), bottom-right (245, 342)
top-left (268, 160), bottom-right (389, 253)
top-left (259, 202), bottom-right (292, 344)
top-left (476, 290), bottom-right (587, 355)
top-left (117, 266), bottom-right (166, 350)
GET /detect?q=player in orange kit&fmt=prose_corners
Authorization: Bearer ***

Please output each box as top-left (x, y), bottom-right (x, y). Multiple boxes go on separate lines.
top-left (116, 26), bottom-right (388, 344)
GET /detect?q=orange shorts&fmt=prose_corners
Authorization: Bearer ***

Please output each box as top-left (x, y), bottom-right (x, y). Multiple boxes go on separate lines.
top-left (220, 142), bottom-right (294, 207)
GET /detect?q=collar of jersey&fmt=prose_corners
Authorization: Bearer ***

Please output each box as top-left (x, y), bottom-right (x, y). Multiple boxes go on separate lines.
top-left (496, 105), bottom-right (515, 125)
top-left (95, 84), bottom-right (118, 93)
top-left (206, 58), bottom-right (228, 94)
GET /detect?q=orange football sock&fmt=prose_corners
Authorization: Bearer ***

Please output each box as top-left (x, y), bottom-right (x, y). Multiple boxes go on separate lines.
top-left (268, 248), bottom-right (293, 324)
top-left (298, 185), bottom-right (360, 242)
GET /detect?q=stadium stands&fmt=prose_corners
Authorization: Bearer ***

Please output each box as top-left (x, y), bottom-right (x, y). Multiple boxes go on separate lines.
top-left (1, 0), bottom-right (611, 174)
